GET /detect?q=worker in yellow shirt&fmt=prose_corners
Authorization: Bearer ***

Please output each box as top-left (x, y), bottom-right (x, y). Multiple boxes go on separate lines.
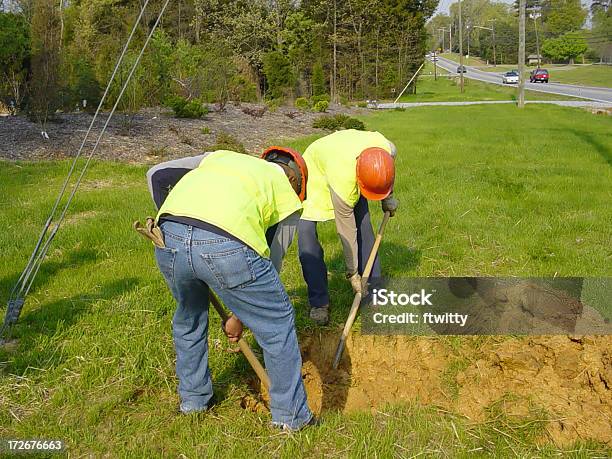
top-left (298, 130), bottom-right (398, 325)
top-left (146, 148), bottom-right (315, 430)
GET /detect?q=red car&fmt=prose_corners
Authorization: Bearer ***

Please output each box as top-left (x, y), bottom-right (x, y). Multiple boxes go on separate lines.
top-left (530, 68), bottom-right (549, 83)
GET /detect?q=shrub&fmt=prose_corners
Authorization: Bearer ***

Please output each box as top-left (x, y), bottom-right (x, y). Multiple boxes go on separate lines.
top-left (342, 117), bottom-right (365, 130)
top-left (313, 115), bottom-right (343, 130)
top-left (311, 62), bottom-right (326, 96)
top-left (167, 96), bottom-right (208, 118)
top-left (295, 97), bottom-right (310, 110)
top-left (208, 131), bottom-right (247, 153)
top-left (357, 101), bottom-right (368, 108)
top-left (313, 114), bottom-right (365, 131)
top-left (265, 98), bottom-right (281, 112)
top-left (310, 94), bottom-right (330, 105)
top-left (313, 100), bottom-right (329, 112)
top-left (263, 51), bottom-right (294, 99)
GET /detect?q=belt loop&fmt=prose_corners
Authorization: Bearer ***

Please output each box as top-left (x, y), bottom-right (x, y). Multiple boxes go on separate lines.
top-left (186, 225), bottom-right (193, 246)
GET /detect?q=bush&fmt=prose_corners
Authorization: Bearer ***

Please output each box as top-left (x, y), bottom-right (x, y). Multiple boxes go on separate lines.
top-left (311, 62), bottom-right (326, 96)
top-left (310, 94), bottom-right (330, 105)
top-left (313, 100), bottom-right (329, 112)
top-left (263, 51), bottom-right (294, 99)
top-left (313, 114), bottom-right (365, 131)
top-left (207, 131), bottom-right (247, 153)
top-left (265, 98), bottom-right (281, 112)
top-left (342, 117), bottom-right (365, 130)
top-left (295, 97), bottom-right (310, 110)
top-left (167, 96), bottom-right (208, 118)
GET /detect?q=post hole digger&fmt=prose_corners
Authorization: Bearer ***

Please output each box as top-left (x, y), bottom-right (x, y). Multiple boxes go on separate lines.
top-left (134, 218), bottom-right (271, 390)
top-left (332, 211), bottom-right (391, 369)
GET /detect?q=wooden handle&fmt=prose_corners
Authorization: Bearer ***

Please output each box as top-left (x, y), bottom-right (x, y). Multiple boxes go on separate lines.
top-left (209, 292), bottom-right (271, 390)
top-left (333, 212), bottom-right (390, 369)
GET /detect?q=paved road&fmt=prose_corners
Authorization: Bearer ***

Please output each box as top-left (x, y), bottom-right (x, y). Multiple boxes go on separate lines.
top-left (433, 56), bottom-right (612, 103)
top-left (372, 100), bottom-right (612, 109)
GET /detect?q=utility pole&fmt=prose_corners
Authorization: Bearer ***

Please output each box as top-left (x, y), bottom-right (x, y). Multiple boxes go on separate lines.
top-left (518, 0), bottom-right (526, 107)
top-left (531, 11), bottom-right (541, 68)
top-left (439, 28), bottom-right (446, 52)
top-left (466, 23), bottom-right (470, 58)
top-left (473, 25), bottom-right (494, 64)
top-left (459, 0), bottom-right (464, 92)
top-left (449, 23), bottom-right (453, 53)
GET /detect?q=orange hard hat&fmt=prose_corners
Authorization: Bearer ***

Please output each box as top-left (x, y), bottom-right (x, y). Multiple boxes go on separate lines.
top-left (262, 146), bottom-right (309, 201)
top-left (356, 147), bottom-right (395, 201)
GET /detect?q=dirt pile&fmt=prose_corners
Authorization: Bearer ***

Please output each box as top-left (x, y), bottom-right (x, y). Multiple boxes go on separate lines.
top-left (455, 336), bottom-right (611, 446)
top-left (249, 333), bottom-right (611, 446)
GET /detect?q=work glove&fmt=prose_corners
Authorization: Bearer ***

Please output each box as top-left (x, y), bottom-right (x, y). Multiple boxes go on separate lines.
top-left (381, 195), bottom-right (399, 217)
top-left (348, 272), bottom-right (362, 295)
top-left (222, 315), bottom-right (243, 343)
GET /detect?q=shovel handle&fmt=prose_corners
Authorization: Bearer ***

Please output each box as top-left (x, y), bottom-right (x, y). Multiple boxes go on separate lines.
top-left (209, 293), bottom-right (271, 390)
top-left (134, 220), bottom-right (271, 389)
top-left (333, 212), bottom-right (390, 369)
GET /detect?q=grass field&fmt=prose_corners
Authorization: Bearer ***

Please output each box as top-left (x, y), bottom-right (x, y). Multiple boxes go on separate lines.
top-left (400, 63), bottom-right (579, 102)
top-left (469, 62), bottom-right (612, 88)
top-left (1, 104), bottom-right (611, 456)
top-left (439, 52), bottom-right (487, 66)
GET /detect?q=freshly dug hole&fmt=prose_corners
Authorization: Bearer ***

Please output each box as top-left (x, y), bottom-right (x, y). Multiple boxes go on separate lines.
top-left (246, 332), bottom-right (612, 446)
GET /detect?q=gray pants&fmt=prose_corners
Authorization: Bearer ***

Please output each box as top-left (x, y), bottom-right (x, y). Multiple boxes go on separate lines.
top-left (297, 195), bottom-right (381, 307)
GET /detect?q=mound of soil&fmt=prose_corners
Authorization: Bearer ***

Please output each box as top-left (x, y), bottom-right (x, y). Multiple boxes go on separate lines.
top-left (249, 333), bottom-right (611, 447)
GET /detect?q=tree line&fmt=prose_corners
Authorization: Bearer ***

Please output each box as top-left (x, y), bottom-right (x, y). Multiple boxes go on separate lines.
top-left (0, 0), bottom-right (438, 125)
top-left (426, 0), bottom-right (612, 65)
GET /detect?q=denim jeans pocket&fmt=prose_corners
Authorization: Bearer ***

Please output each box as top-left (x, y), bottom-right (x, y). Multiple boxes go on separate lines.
top-left (155, 246), bottom-right (177, 286)
top-left (201, 246), bottom-right (256, 289)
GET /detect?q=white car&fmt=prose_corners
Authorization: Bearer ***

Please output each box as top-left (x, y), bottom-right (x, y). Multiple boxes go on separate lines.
top-left (502, 71), bottom-right (519, 84)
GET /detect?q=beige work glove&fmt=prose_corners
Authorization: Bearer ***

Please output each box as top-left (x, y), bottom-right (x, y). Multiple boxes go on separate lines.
top-left (348, 272), bottom-right (362, 295)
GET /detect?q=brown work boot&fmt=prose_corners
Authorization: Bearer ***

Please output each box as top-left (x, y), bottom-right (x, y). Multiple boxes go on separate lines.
top-left (309, 304), bottom-right (329, 325)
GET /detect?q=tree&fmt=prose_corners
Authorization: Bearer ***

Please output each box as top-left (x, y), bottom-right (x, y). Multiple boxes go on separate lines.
top-left (311, 61), bottom-right (326, 96)
top-left (0, 12), bottom-right (30, 112)
top-left (542, 31), bottom-right (587, 63)
top-left (28, 0), bottom-right (62, 131)
top-left (590, 8), bottom-right (612, 63)
top-left (541, 0), bottom-right (586, 36)
top-left (263, 50), bottom-right (294, 99)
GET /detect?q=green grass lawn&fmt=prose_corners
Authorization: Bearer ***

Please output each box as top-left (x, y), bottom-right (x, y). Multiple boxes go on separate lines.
top-left (547, 65), bottom-right (612, 88)
top-left (1, 104), bottom-right (611, 456)
top-left (401, 63), bottom-right (579, 102)
top-left (470, 62), bottom-right (612, 88)
top-left (440, 52), bottom-right (486, 66)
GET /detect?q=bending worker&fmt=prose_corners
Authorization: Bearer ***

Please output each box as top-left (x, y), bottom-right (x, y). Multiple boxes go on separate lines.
top-left (146, 148), bottom-right (314, 430)
top-left (298, 129), bottom-right (398, 325)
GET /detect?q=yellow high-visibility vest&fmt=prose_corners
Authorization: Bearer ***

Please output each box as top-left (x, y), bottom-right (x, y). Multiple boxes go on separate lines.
top-left (156, 150), bottom-right (302, 257)
top-left (301, 130), bottom-right (393, 221)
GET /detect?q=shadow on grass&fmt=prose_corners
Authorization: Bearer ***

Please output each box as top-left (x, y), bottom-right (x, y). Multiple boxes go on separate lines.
top-left (567, 128), bottom-right (612, 166)
top-left (1, 277), bottom-right (140, 375)
top-left (0, 247), bottom-right (99, 301)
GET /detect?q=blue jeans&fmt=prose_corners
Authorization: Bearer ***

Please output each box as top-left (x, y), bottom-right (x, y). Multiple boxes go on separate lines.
top-left (298, 196), bottom-right (381, 307)
top-left (155, 221), bottom-right (312, 429)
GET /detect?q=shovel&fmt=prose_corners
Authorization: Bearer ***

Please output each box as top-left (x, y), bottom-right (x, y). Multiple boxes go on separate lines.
top-left (133, 219), bottom-right (271, 389)
top-left (332, 211), bottom-right (390, 369)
